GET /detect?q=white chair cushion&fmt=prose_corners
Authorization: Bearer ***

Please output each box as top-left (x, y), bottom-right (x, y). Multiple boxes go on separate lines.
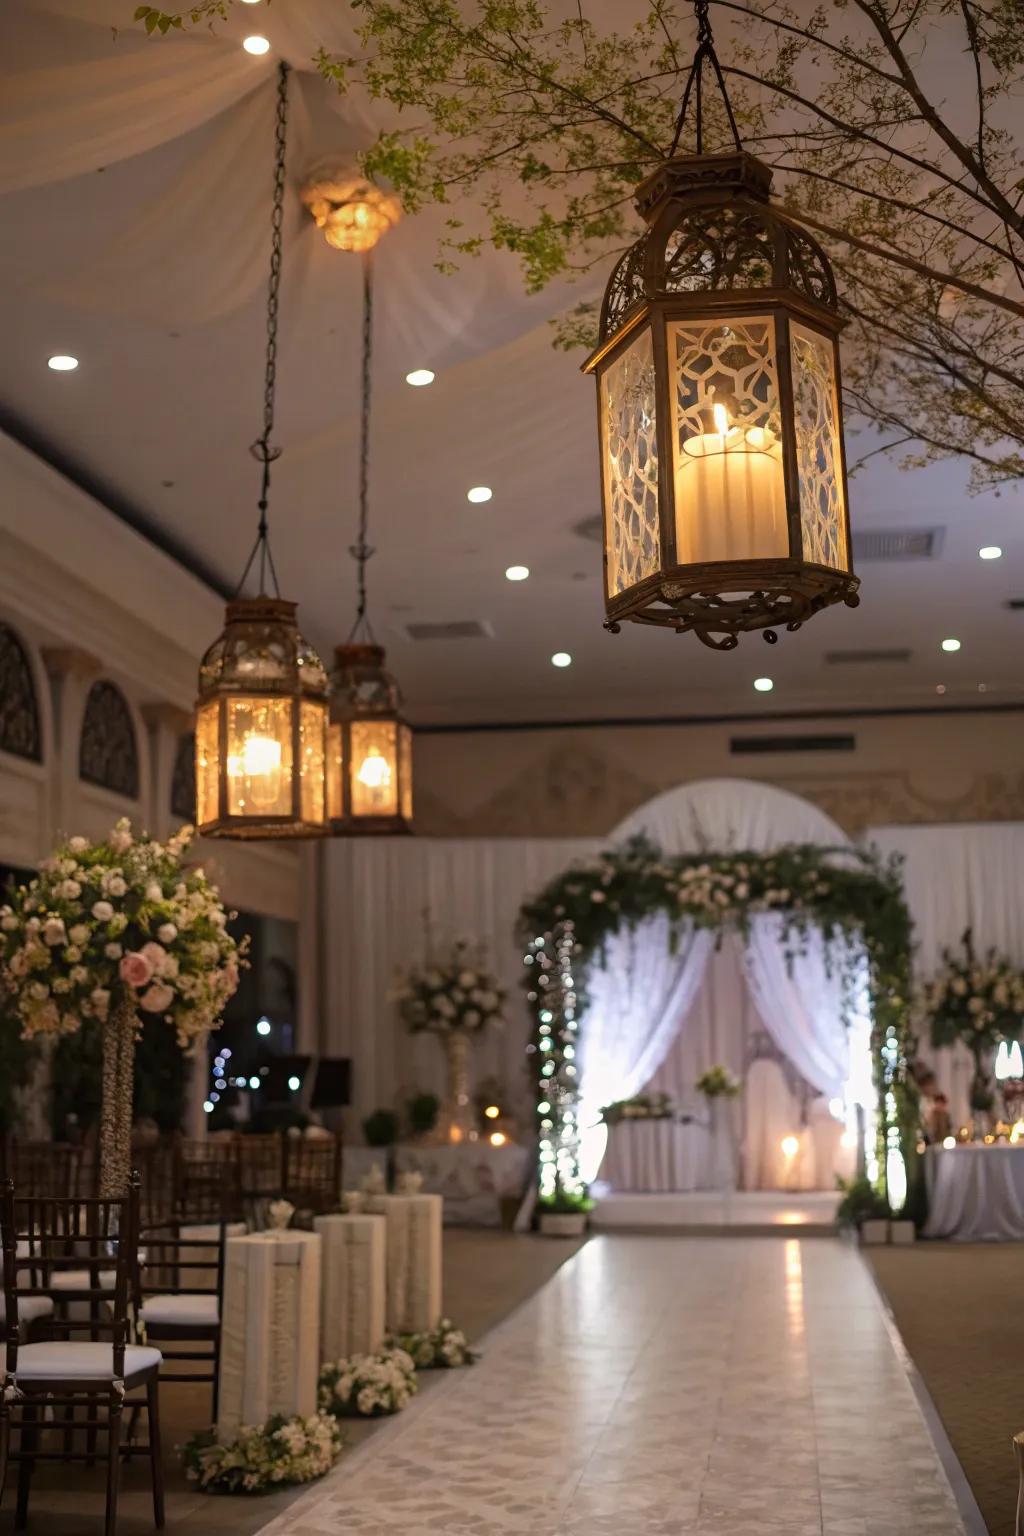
top-left (7, 1342), bottom-right (162, 1381)
top-left (0, 1295), bottom-right (54, 1324)
top-left (141, 1293), bottom-right (219, 1327)
top-left (49, 1269), bottom-right (117, 1291)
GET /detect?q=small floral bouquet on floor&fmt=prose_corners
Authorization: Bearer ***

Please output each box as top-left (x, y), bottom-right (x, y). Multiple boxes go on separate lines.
top-left (600, 1091), bottom-right (674, 1124)
top-left (389, 1319), bottom-right (477, 1369)
top-left (318, 1347), bottom-right (418, 1418)
top-left (0, 818), bottom-right (245, 1048)
top-left (392, 938), bottom-right (506, 1034)
top-left (181, 1413), bottom-right (342, 1494)
top-left (695, 1065), bottom-right (742, 1099)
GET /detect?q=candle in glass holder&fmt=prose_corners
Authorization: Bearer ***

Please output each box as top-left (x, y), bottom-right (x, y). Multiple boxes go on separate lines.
top-left (675, 402), bottom-right (788, 563)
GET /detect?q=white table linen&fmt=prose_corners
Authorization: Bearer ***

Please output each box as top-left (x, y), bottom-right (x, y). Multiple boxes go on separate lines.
top-left (314, 1213), bottom-right (387, 1362)
top-left (924, 1144), bottom-right (1024, 1240)
top-left (599, 1120), bottom-right (715, 1193)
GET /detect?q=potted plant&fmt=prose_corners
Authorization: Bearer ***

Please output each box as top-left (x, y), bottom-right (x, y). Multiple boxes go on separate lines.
top-left (407, 1091), bottom-right (440, 1139)
top-left (537, 1187), bottom-right (594, 1237)
top-left (836, 1175), bottom-right (890, 1244)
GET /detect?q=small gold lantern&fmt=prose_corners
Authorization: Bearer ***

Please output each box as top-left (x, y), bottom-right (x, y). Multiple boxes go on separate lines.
top-left (584, 150), bottom-right (859, 649)
top-left (327, 643), bottom-right (412, 834)
top-left (196, 597), bottom-right (328, 839)
top-left (300, 168), bottom-right (401, 253)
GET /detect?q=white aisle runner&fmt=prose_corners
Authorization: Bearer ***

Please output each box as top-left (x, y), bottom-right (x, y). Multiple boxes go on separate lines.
top-left (257, 1236), bottom-right (971, 1536)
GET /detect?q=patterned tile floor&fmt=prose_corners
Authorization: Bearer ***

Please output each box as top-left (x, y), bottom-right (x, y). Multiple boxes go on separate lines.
top-left (257, 1236), bottom-right (969, 1536)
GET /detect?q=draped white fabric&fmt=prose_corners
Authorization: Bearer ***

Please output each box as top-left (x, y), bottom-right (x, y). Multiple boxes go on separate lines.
top-left (742, 1059), bottom-right (799, 1190)
top-left (577, 918), bottom-right (713, 1128)
top-left (741, 915), bottom-right (853, 1101)
top-left (612, 777), bottom-right (849, 855)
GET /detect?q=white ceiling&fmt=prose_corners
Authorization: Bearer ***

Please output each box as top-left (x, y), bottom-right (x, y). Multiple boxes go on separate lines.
top-left (1, 0), bottom-right (1021, 727)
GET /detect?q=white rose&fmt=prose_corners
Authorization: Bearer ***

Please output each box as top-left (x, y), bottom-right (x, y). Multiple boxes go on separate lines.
top-left (68, 836), bottom-right (88, 854)
top-left (110, 829), bottom-right (132, 855)
top-left (69, 923), bottom-right (90, 946)
top-left (104, 942), bottom-right (123, 960)
top-left (90, 988), bottom-right (111, 1020)
top-left (70, 965), bottom-right (89, 986)
top-left (42, 917), bottom-right (67, 947)
top-left (58, 880), bottom-right (81, 901)
top-left (145, 883), bottom-right (163, 902)
top-left (1, 913), bottom-right (18, 931)
top-left (29, 981), bottom-right (49, 1001)
top-left (458, 970), bottom-right (477, 989)
top-left (92, 901), bottom-right (114, 921)
top-left (157, 923), bottom-right (177, 944)
top-left (107, 875), bottom-right (127, 898)
top-left (967, 996), bottom-right (984, 1014)
top-left (52, 976), bottom-right (72, 995)
top-left (463, 1008), bottom-right (481, 1027)
top-left (951, 978), bottom-right (967, 997)
top-left (63, 945), bottom-right (82, 963)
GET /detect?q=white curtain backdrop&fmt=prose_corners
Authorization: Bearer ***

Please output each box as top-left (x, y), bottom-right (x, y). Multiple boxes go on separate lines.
top-left (742, 914), bottom-right (853, 1101)
top-left (743, 1059), bottom-right (799, 1189)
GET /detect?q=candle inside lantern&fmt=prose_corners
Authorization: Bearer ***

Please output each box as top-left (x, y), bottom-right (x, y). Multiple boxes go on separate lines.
top-left (356, 748), bottom-right (392, 791)
top-left (675, 401), bottom-right (788, 564)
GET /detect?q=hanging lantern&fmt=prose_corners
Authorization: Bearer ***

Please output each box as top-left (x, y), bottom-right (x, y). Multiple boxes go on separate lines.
top-left (194, 63), bottom-right (329, 838)
top-left (300, 166), bottom-right (401, 253)
top-left (196, 599), bottom-right (328, 838)
top-left (584, 9), bottom-right (858, 650)
top-left (327, 643), bottom-right (412, 833)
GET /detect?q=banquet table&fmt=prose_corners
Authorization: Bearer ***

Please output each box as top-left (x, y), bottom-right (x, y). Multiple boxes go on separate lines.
top-left (599, 1118), bottom-right (725, 1193)
top-left (344, 1143), bottom-right (531, 1226)
top-left (923, 1143), bottom-right (1024, 1240)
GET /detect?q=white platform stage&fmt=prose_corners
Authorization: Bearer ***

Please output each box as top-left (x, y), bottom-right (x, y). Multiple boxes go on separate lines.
top-left (591, 1190), bottom-right (840, 1234)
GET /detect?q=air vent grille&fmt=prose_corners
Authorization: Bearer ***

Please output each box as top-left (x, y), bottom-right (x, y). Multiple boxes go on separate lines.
top-left (851, 527), bottom-right (944, 561)
top-left (573, 514), bottom-right (604, 543)
top-left (404, 619), bottom-right (494, 641)
top-left (824, 648), bottom-right (911, 665)
top-left (1005, 599), bottom-right (1024, 611)
top-left (730, 734), bottom-right (856, 755)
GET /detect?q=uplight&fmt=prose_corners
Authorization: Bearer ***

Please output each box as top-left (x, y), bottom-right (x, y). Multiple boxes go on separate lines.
top-left (979, 546), bottom-right (1002, 560)
top-left (505, 565), bottom-right (530, 582)
top-left (467, 486), bottom-right (492, 504)
top-left (754, 677), bottom-right (774, 692)
top-left (781, 1135), bottom-right (800, 1157)
top-left (406, 369), bottom-right (435, 387)
top-left (941, 637), bottom-right (961, 652)
top-left (48, 354), bottom-right (78, 371)
top-left (243, 34), bottom-right (271, 54)
top-left (551, 652), bottom-right (572, 668)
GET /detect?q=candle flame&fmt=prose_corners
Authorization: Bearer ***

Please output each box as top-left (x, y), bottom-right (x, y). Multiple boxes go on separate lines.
top-left (712, 402), bottom-right (729, 436)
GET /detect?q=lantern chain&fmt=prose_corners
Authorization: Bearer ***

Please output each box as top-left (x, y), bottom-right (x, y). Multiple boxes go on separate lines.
top-left (670, 0), bottom-right (743, 158)
top-left (347, 249), bottom-right (377, 643)
top-left (236, 59), bottom-right (290, 599)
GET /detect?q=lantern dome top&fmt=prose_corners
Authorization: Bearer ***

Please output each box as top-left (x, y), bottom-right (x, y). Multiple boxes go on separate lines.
top-left (599, 150), bottom-right (837, 344)
top-left (331, 641), bottom-right (403, 720)
top-left (198, 596), bottom-right (328, 700)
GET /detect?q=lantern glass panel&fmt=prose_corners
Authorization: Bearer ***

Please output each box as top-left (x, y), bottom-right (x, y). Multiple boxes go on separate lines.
top-left (669, 316), bottom-right (788, 564)
top-left (790, 321), bottom-right (848, 570)
top-left (326, 721), bottom-right (344, 821)
top-left (196, 700), bottom-right (220, 829)
top-left (399, 723), bottom-right (413, 823)
top-left (299, 700), bottom-right (327, 824)
top-left (350, 719), bottom-right (398, 818)
top-left (599, 326), bottom-right (660, 598)
top-left (225, 696), bottom-right (293, 818)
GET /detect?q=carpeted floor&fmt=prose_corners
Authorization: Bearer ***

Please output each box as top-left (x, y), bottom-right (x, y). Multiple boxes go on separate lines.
top-left (869, 1241), bottom-right (1024, 1536)
top-left (0, 1229), bottom-right (584, 1536)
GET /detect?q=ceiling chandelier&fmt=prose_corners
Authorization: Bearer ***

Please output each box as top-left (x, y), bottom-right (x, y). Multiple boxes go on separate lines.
top-left (584, 0), bottom-right (859, 650)
top-left (195, 64), bottom-right (329, 839)
top-left (300, 166), bottom-right (402, 253)
top-left (323, 237), bottom-right (413, 835)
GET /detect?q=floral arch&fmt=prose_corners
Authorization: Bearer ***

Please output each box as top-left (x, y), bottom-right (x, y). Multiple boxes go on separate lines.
top-left (518, 779), bottom-right (915, 1212)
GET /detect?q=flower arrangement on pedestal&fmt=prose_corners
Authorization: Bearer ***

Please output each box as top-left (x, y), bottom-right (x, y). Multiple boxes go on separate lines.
top-left (389, 1319), bottom-right (477, 1369)
top-left (318, 1347), bottom-right (418, 1417)
top-left (393, 939), bottom-right (506, 1141)
top-left (925, 929), bottom-right (1024, 1127)
top-left (695, 1066), bottom-right (742, 1100)
top-left (182, 1414), bottom-right (342, 1494)
top-left (600, 1091), bottom-right (674, 1124)
top-left (0, 818), bottom-right (245, 1193)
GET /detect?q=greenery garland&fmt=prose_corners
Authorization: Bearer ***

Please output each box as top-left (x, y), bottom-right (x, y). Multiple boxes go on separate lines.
top-left (518, 835), bottom-right (917, 1210)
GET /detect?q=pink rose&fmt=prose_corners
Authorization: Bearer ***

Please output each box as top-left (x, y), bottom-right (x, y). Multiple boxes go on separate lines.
top-left (139, 981), bottom-right (174, 1014)
top-left (119, 951), bottom-right (154, 989)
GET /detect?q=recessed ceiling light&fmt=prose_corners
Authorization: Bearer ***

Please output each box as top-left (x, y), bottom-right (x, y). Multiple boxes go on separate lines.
top-left (753, 677), bottom-right (774, 692)
top-left (935, 684), bottom-right (946, 694)
top-left (551, 652), bottom-right (572, 668)
top-left (467, 486), bottom-right (492, 504)
top-left (406, 368), bottom-right (435, 387)
top-left (47, 354), bottom-right (78, 371)
top-left (979, 545), bottom-right (1003, 560)
top-left (505, 565), bottom-right (529, 582)
top-left (243, 34), bottom-right (271, 54)
top-left (978, 683), bottom-right (988, 693)
top-left (941, 637), bottom-right (961, 652)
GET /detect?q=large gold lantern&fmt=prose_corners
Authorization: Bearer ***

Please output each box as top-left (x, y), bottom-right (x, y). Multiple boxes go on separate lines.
top-left (194, 63), bottom-right (328, 838)
top-left (327, 643), bottom-right (412, 834)
top-left (584, 14), bottom-right (858, 650)
top-left (196, 598), bottom-right (328, 838)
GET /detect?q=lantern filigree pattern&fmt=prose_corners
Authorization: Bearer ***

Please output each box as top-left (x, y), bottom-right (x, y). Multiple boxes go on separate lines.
top-left (585, 150), bottom-right (859, 649)
top-left (195, 598), bottom-right (328, 839)
top-left (327, 644), bottom-right (412, 835)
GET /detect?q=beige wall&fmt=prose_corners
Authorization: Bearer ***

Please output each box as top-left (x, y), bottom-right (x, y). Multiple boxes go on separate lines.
top-left (411, 709), bottom-right (1024, 837)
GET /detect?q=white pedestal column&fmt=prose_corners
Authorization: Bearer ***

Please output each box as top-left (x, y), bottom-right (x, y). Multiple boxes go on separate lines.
top-left (217, 1229), bottom-right (322, 1441)
top-left (365, 1193), bottom-right (443, 1333)
top-left (314, 1213), bottom-right (387, 1362)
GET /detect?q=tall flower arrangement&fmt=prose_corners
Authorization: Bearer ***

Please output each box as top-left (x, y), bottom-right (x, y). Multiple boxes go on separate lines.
top-left (926, 930), bottom-right (1024, 1117)
top-left (0, 819), bottom-right (245, 1192)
